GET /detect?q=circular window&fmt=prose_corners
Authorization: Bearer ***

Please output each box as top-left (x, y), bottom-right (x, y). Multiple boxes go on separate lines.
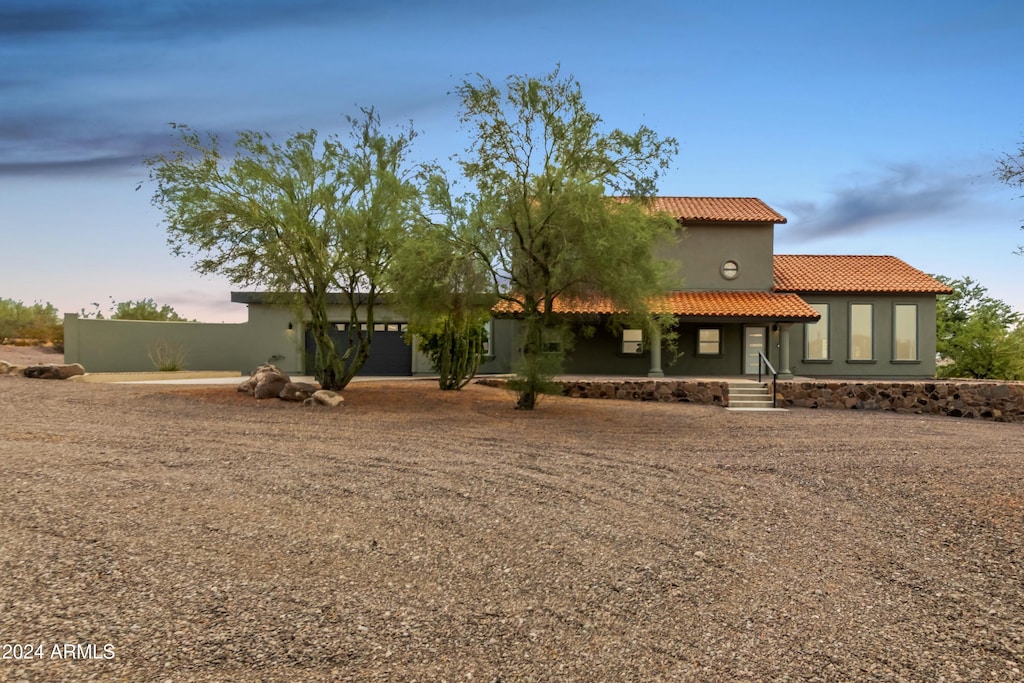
top-left (721, 260), bottom-right (740, 280)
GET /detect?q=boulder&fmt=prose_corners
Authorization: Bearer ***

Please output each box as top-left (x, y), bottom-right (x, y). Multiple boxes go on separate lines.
top-left (0, 361), bottom-right (25, 376)
top-left (279, 381), bottom-right (321, 402)
top-left (240, 364), bottom-right (291, 398)
top-left (310, 390), bottom-right (345, 408)
top-left (23, 363), bottom-right (85, 380)
top-left (254, 373), bottom-right (290, 400)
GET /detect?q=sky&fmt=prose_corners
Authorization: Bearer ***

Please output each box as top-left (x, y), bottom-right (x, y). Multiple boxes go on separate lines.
top-left (1, 0), bottom-right (1022, 323)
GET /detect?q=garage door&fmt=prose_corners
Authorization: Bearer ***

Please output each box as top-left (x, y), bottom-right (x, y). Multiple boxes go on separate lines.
top-left (304, 322), bottom-right (412, 376)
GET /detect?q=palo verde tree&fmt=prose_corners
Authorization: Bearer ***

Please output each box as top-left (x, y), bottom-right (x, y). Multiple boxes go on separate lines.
top-left (390, 173), bottom-right (496, 390)
top-left (146, 109), bottom-right (419, 390)
top-left (455, 67), bottom-right (680, 408)
top-left (998, 139), bottom-right (1024, 254)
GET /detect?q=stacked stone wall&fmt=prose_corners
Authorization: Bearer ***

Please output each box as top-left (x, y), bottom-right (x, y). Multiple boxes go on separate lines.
top-left (775, 380), bottom-right (1024, 422)
top-left (558, 379), bottom-right (1024, 421)
top-left (476, 377), bottom-right (1024, 421)
top-left (560, 379), bottom-right (728, 405)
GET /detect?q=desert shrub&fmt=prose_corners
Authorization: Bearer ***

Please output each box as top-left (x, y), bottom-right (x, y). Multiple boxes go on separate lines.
top-left (148, 340), bottom-right (187, 371)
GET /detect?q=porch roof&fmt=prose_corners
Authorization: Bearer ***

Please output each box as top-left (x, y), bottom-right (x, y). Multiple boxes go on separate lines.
top-left (493, 290), bottom-right (820, 321)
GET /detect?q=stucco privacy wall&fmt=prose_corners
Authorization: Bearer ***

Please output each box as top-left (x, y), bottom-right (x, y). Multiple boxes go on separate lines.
top-left (62, 314), bottom-right (287, 374)
top-left (506, 378), bottom-right (1024, 422)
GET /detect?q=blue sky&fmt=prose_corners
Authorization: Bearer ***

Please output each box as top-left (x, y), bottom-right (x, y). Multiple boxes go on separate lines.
top-left (2, 0), bottom-right (1022, 322)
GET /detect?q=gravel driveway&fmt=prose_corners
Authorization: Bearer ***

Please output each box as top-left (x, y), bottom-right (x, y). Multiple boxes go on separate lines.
top-left (1, 369), bottom-right (1023, 681)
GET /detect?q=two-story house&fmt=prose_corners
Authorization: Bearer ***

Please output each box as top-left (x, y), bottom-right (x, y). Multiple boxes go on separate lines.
top-left (488, 197), bottom-right (952, 379)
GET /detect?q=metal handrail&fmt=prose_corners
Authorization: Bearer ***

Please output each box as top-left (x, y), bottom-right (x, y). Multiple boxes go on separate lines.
top-left (757, 352), bottom-right (777, 408)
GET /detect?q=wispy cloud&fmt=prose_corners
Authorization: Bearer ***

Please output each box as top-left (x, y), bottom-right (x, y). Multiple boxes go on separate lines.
top-left (780, 163), bottom-right (989, 241)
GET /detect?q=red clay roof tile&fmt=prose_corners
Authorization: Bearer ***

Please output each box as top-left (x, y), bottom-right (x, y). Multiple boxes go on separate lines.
top-left (494, 291), bottom-right (820, 320)
top-left (774, 255), bottom-right (953, 294)
top-left (615, 196), bottom-right (787, 223)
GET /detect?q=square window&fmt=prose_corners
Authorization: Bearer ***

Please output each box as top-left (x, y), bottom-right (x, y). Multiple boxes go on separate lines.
top-left (542, 328), bottom-right (562, 354)
top-left (697, 328), bottom-right (721, 355)
top-left (622, 329), bottom-right (643, 355)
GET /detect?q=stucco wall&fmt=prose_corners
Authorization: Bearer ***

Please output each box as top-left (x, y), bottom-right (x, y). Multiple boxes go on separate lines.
top-left (788, 294), bottom-right (939, 378)
top-left (654, 223), bottom-right (775, 290)
top-left (63, 314), bottom-right (256, 373)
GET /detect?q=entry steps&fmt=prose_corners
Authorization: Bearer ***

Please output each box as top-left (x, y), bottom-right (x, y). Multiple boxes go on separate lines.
top-left (725, 381), bottom-right (788, 412)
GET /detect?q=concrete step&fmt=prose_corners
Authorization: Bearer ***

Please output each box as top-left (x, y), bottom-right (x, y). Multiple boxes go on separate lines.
top-left (725, 382), bottom-right (786, 412)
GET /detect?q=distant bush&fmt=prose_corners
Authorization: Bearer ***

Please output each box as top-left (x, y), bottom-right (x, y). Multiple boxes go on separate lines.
top-left (0, 299), bottom-right (63, 347)
top-left (80, 297), bottom-right (191, 321)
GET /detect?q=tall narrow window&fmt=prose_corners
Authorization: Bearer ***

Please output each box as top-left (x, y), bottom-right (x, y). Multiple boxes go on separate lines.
top-left (849, 303), bottom-right (873, 360)
top-left (893, 304), bottom-right (918, 361)
top-left (697, 328), bottom-right (721, 355)
top-left (804, 303), bottom-right (829, 360)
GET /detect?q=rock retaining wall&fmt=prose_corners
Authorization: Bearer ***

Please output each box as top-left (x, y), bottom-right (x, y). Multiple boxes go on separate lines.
top-left (775, 380), bottom-right (1024, 422)
top-left (476, 377), bottom-right (1024, 422)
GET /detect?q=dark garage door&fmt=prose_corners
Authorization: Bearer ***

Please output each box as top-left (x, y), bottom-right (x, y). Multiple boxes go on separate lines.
top-left (304, 322), bottom-right (412, 376)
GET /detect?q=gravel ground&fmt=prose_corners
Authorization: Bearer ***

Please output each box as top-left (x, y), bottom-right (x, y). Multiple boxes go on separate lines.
top-left (2, 346), bottom-right (1024, 682)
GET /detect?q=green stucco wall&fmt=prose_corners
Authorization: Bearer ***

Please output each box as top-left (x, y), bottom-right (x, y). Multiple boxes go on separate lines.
top-left (788, 294), bottom-right (939, 378)
top-left (654, 223), bottom-right (775, 290)
top-left (63, 314), bottom-right (259, 373)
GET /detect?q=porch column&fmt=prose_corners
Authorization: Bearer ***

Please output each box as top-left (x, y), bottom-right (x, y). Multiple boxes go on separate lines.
top-left (777, 323), bottom-right (794, 379)
top-left (648, 325), bottom-right (664, 377)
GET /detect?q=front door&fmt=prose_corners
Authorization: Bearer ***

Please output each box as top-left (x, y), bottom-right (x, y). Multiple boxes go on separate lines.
top-left (744, 326), bottom-right (767, 374)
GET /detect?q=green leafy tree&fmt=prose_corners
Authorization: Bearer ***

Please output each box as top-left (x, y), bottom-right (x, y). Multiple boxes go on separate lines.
top-left (998, 140), bottom-right (1024, 254)
top-left (935, 275), bottom-right (1024, 380)
top-left (146, 109), bottom-right (420, 390)
top-left (390, 175), bottom-right (496, 390)
top-left (0, 299), bottom-right (62, 345)
top-left (454, 67), bottom-right (680, 408)
top-left (111, 298), bottom-right (189, 321)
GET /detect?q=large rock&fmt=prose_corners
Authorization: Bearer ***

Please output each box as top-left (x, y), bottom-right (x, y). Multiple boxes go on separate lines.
top-left (254, 374), bottom-right (290, 399)
top-left (279, 381), bottom-right (321, 402)
top-left (239, 364), bottom-right (291, 398)
top-left (22, 363), bottom-right (85, 380)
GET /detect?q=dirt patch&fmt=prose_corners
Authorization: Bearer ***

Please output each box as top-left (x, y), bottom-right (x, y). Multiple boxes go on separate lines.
top-left (0, 343), bottom-right (63, 366)
top-left (1, 378), bottom-right (1023, 681)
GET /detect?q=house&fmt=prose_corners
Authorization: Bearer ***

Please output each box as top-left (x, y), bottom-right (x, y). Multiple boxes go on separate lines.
top-left (490, 197), bottom-right (952, 379)
top-left (61, 196), bottom-right (950, 378)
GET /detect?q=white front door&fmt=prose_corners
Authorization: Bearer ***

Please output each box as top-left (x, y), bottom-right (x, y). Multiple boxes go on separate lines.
top-left (744, 326), bottom-right (767, 374)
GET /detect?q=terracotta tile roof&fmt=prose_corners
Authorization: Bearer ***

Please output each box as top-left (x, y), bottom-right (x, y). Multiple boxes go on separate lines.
top-left (494, 291), bottom-right (820, 320)
top-left (774, 255), bottom-right (954, 294)
top-left (615, 196), bottom-right (787, 224)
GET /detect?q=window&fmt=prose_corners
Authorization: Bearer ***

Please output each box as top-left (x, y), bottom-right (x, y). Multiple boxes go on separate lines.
top-left (621, 329), bottom-right (643, 355)
top-left (893, 304), bottom-right (918, 361)
top-left (721, 260), bottom-right (740, 280)
top-left (482, 319), bottom-right (492, 356)
top-left (697, 328), bottom-right (721, 355)
top-left (849, 303), bottom-right (873, 360)
top-left (542, 328), bottom-right (562, 354)
top-left (804, 303), bottom-right (829, 360)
